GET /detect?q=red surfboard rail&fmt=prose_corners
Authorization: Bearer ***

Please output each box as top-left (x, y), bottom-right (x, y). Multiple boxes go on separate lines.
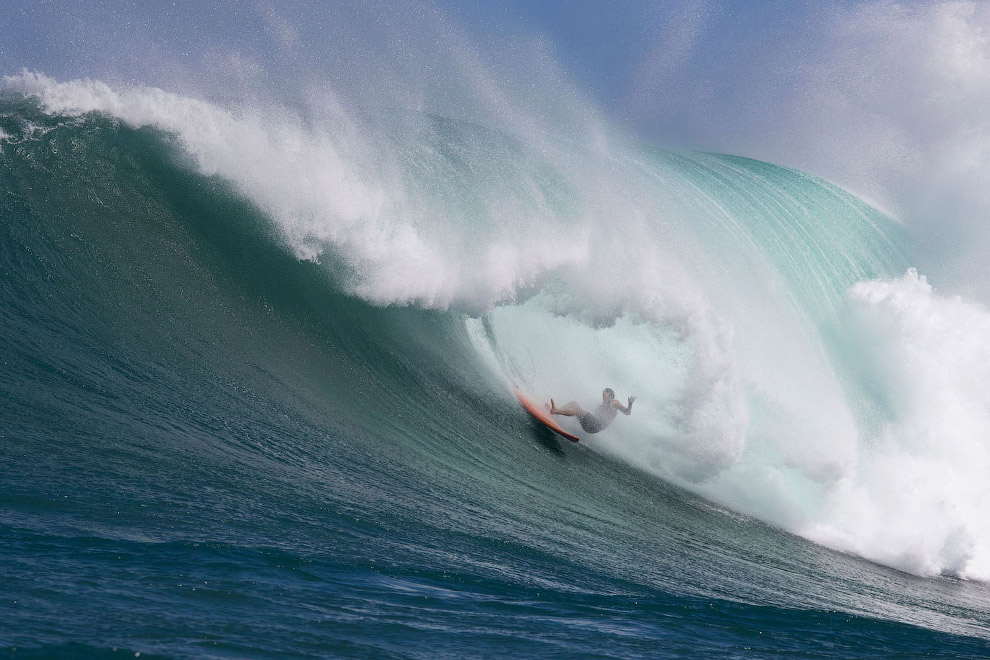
top-left (514, 389), bottom-right (580, 442)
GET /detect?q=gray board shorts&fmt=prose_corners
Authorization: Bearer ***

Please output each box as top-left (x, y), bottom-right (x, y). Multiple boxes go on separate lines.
top-left (577, 413), bottom-right (603, 434)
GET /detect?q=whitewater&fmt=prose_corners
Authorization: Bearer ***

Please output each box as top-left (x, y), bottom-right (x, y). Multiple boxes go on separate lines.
top-left (3, 67), bottom-right (990, 658)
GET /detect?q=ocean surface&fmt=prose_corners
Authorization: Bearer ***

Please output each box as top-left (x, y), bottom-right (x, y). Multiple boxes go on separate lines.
top-left (2, 78), bottom-right (990, 659)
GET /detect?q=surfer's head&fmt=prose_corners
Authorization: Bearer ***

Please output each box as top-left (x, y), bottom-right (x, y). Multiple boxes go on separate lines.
top-left (603, 388), bottom-right (615, 401)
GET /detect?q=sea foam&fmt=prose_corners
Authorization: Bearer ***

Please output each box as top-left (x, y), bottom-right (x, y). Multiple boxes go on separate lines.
top-left (805, 270), bottom-right (990, 579)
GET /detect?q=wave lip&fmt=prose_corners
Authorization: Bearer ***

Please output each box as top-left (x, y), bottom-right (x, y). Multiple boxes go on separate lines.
top-left (3, 70), bottom-right (595, 311)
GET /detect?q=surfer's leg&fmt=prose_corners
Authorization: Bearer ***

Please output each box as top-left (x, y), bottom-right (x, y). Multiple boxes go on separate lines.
top-left (550, 399), bottom-right (585, 416)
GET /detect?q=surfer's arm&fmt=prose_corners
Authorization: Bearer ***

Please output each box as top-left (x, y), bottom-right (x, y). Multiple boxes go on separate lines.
top-left (612, 396), bottom-right (635, 415)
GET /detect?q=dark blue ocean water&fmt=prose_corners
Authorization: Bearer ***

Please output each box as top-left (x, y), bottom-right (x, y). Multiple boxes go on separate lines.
top-left (2, 98), bottom-right (990, 659)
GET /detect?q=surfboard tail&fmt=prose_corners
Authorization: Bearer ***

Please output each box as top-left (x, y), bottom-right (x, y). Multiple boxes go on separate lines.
top-left (514, 389), bottom-right (580, 442)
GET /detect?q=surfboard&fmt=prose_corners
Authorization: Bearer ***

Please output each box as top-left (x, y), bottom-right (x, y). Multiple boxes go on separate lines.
top-left (514, 389), bottom-right (580, 442)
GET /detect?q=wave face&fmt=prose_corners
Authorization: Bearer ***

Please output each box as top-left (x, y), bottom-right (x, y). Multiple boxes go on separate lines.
top-left (2, 81), bottom-right (990, 658)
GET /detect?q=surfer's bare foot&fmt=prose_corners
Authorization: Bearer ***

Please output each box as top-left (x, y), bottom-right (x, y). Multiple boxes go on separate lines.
top-left (549, 399), bottom-right (557, 414)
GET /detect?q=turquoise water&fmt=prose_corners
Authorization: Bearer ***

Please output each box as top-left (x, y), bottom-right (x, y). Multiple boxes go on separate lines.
top-left (2, 95), bottom-right (989, 658)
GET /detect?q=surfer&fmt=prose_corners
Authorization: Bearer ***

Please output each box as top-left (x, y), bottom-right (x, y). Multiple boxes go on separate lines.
top-left (550, 388), bottom-right (635, 434)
